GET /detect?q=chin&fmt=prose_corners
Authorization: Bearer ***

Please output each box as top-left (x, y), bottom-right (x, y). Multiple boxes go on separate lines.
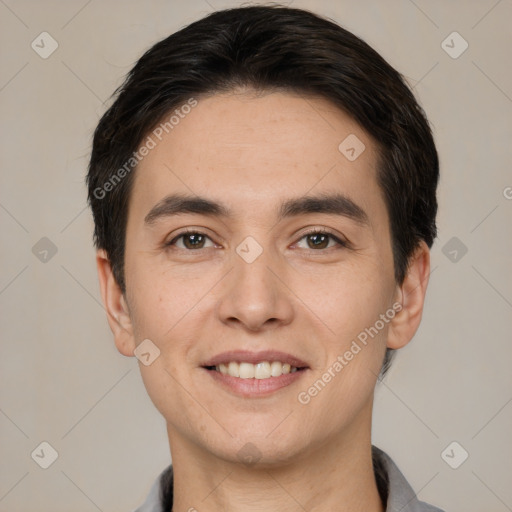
top-left (208, 429), bottom-right (309, 468)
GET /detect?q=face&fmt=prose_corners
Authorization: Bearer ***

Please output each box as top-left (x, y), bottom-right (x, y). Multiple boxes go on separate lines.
top-left (104, 89), bottom-right (414, 466)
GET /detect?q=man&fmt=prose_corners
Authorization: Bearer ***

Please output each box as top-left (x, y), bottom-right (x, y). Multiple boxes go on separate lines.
top-left (87, 5), bottom-right (444, 511)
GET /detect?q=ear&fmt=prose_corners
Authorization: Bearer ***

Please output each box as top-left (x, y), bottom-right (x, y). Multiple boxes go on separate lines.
top-left (96, 249), bottom-right (136, 357)
top-left (387, 240), bottom-right (431, 350)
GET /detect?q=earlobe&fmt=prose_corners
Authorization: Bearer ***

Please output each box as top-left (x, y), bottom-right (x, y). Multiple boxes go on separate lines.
top-left (386, 241), bottom-right (431, 350)
top-left (96, 249), bottom-right (136, 357)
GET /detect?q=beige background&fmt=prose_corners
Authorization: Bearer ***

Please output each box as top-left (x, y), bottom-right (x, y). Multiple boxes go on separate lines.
top-left (1, 0), bottom-right (511, 511)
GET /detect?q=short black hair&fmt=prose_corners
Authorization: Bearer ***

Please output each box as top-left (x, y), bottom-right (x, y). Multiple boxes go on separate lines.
top-left (86, 4), bottom-right (439, 377)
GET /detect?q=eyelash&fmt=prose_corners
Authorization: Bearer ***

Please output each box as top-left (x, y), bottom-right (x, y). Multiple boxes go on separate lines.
top-left (165, 228), bottom-right (349, 252)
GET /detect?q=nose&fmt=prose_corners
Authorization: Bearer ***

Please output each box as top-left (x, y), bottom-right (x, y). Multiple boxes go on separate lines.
top-left (216, 240), bottom-right (295, 332)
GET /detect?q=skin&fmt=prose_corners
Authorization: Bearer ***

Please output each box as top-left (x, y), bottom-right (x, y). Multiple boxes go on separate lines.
top-left (96, 89), bottom-right (430, 512)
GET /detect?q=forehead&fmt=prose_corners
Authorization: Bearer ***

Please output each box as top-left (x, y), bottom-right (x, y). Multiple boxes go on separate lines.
top-left (128, 90), bottom-right (386, 229)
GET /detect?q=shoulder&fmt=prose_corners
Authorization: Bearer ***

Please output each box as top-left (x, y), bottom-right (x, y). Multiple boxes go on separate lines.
top-left (372, 445), bottom-right (447, 512)
top-left (132, 464), bottom-right (172, 512)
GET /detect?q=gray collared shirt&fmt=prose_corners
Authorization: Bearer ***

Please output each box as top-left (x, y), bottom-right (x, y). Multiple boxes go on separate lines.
top-left (133, 445), bottom-right (445, 512)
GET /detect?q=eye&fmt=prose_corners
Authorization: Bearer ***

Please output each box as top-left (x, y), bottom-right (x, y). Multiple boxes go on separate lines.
top-left (165, 229), bottom-right (216, 250)
top-left (294, 228), bottom-right (348, 251)
top-left (164, 228), bottom-right (349, 252)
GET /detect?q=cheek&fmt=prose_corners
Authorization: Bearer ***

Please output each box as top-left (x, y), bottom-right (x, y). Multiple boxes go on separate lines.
top-left (295, 263), bottom-right (392, 406)
top-left (138, 360), bottom-right (208, 440)
top-left (129, 271), bottom-right (206, 429)
top-left (127, 260), bottom-right (204, 338)
top-left (298, 263), bottom-right (393, 343)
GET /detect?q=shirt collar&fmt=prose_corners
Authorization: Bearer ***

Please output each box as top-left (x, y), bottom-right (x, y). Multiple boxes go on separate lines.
top-left (134, 445), bottom-right (444, 512)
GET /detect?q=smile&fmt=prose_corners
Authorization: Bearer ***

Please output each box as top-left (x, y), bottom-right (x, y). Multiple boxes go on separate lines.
top-left (201, 350), bottom-right (309, 397)
top-left (203, 364), bottom-right (308, 397)
top-left (209, 361), bottom-right (300, 379)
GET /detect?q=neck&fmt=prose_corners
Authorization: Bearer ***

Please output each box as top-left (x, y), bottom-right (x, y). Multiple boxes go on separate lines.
top-left (167, 406), bottom-right (385, 512)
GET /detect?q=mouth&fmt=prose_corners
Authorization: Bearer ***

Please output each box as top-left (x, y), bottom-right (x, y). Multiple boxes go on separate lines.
top-left (203, 361), bottom-right (306, 379)
top-left (200, 350), bottom-right (309, 397)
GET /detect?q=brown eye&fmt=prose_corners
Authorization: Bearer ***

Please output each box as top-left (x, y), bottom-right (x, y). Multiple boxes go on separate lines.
top-left (296, 229), bottom-right (348, 251)
top-left (305, 232), bottom-right (330, 249)
top-left (166, 230), bottom-right (214, 250)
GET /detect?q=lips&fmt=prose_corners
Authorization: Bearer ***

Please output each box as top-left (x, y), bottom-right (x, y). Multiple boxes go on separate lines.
top-left (200, 350), bottom-right (310, 397)
top-left (206, 366), bottom-right (306, 396)
top-left (201, 349), bottom-right (309, 369)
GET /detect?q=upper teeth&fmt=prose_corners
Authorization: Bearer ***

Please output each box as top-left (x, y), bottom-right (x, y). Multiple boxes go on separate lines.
top-left (215, 361), bottom-right (299, 379)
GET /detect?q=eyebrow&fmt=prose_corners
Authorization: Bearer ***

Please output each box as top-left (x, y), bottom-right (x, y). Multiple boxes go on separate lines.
top-left (144, 192), bottom-right (370, 227)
